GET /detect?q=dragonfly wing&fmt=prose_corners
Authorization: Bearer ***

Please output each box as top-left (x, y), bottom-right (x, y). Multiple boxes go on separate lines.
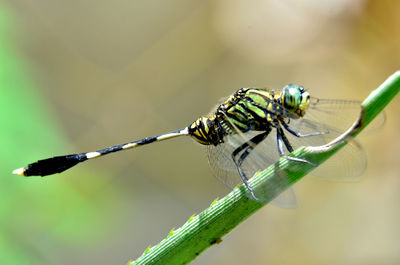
top-left (207, 137), bottom-right (243, 190)
top-left (285, 99), bottom-right (369, 180)
top-left (207, 129), bottom-right (297, 207)
top-left (311, 140), bottom-right (367, 181)
top-left (206, 97), bottom-right (376, 204)
top-left (308, 98), bottom-right (385, 133)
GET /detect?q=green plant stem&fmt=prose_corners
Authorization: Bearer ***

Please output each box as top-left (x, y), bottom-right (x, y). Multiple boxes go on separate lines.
top-left (129, 71), bottom-right (400, 265)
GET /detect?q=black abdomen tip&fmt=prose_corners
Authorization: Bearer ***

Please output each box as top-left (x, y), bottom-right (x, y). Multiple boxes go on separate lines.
top-left (17, 154), bottom-right (87, 176)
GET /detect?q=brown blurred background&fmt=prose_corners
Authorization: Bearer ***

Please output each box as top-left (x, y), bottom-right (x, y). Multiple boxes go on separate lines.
top-left (3, 0), bottom-right (400, 264)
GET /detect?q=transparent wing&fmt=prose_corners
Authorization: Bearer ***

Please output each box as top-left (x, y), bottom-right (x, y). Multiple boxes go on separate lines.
top-left (206, 98), bottom-right (381, 205)
top-left (214, 99), bottom-right (367, 182)
top-left (207, 132), bottom-right (297, 207)
top-left (308, 99), bottom-right (362, 134)
top-left (207, 106), bottom-right (297, 207)
top-left (308, 98), bottom-right (385, 134)
top-left (276, 121), bottom-right (367, 181)
top-left (288, 99), bottom-right (371, 180)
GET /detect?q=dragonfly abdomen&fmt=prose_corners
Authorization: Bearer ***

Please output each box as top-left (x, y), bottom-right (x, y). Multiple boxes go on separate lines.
top-left (188, 116), bottom-right (223, 146)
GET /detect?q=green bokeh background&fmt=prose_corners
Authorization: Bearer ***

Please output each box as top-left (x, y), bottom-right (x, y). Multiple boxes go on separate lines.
top-left (1, 1), bottom-right (399, 264)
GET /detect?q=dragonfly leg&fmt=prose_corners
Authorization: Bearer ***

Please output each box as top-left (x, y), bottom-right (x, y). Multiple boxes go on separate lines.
top-left (277, 126), bottom-right (294, 153)
top-left (276, 126), bottom-right (289, 156)
top-left (281, 120), bottom-right (328, 137)
top-left (276, 125), bottom-right (317, 166)
top-left (237, 130), bottom-right (271, 167)
top-left (231, 130), bottom-right (271, 200)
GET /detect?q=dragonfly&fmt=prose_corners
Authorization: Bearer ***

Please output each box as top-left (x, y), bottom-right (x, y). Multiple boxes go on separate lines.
top-left (13, 84), bottom-right (369, 202)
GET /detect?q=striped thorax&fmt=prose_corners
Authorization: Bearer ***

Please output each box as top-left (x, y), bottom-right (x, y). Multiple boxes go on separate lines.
top-left (188, 85), bottom-right (311, 146)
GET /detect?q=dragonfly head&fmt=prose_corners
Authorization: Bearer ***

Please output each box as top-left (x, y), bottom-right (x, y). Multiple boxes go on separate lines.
top-left (282, 84), bottom-right (310, 118)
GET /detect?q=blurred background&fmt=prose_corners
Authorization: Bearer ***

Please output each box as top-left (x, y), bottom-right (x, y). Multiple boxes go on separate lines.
top-left (1, 0), bottom-right (399, 264)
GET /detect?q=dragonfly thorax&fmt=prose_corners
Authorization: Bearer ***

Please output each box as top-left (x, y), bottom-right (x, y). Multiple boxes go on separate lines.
top-left (188, 85), bottom-right (312, 146)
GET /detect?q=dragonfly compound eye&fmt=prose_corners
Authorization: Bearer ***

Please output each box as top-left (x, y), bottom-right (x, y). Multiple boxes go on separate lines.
top-left (282, 84), bottom-right (302, 111)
